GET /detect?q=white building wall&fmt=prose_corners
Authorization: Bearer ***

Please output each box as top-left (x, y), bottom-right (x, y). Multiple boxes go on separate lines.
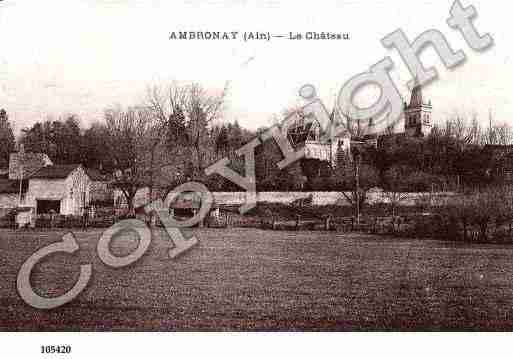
top-left (26, 167), bottom-right (91, 215)
top-left (26, 179), bottom-right (66, 214)
top-left (182, 191), bottom-right (457, 207)
top-left (66, 167), bottom-right (91, 215)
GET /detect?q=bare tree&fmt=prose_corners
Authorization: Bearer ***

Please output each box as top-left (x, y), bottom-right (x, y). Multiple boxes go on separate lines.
top-left (466, 113), bottom-right (484, 146)
top-left (339, 158), bottom-right (380, 222)
top-left (105, 105), bottom-right (156, 216)
top-left (334, 105), bottom-right (369, 139)
top-left (495, 123), bottom-right (512, 145)
top-left (382, 166), bottom-right (411, 217)
top-left (334, 102), bottom-right (380, 223)
top-left (147, 82), bottom-right (228, 187)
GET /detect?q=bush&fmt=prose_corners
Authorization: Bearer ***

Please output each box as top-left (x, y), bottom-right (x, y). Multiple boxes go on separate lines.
top-left (406, 171), bottom-right (436, 192)
top-left (428, 185), bottom-right (513, 242)
top-left (309, 176), bottom-right (335, 191)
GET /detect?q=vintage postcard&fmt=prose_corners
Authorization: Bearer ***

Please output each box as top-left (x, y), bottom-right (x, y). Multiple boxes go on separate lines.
top-left (0, 0), bottom-right (511, 357)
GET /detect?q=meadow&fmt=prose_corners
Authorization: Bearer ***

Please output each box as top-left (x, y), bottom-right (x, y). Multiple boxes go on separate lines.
top-left (2, 227), bottom-right (513, 330)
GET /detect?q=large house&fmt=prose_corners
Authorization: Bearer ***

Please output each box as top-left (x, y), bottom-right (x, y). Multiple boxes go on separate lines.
top-left (255, 85), bottom-right (432, 187)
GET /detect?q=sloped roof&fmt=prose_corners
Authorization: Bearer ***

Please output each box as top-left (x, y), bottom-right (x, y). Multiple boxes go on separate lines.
top-left (9, 152), bottom-right (53, 180)
top-left (410, 83), bottom-right (423, 108)
top-left (30, 164), bottom-right (81, 179)
top-left (407, 79), bottom-right (431, 109)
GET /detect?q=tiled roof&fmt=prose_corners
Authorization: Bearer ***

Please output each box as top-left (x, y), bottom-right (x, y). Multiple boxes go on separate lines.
top-left (30, 164), bottom-right (81, 179)
top-left (9, 152), bottom-right (53, 180)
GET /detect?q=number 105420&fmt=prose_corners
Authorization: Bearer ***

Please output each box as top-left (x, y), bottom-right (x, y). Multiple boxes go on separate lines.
top-left (40, 345), bottom-right (71, 354)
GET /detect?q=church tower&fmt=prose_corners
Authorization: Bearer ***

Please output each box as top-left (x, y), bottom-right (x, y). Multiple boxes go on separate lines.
top-left (404, 81), bottom-right (432, 137)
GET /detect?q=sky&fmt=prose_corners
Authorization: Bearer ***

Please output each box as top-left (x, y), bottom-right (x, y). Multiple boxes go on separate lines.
top-left (0, 0), bottom-right (510, 135)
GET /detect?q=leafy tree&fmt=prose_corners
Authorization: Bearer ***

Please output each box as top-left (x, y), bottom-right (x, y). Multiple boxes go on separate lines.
top-left (20, 115), bottom-right (83, 164)
top-left (214, 124), bottom-right (229, 158)
top-left (20, 121), bottom-right (53, 156)
top-left (227, 120), bottom-right (244, 150)
top-left (82, 122), bottom-right (114, 172)
top-left (53, 115), bottom-right (83, 164)
top-left (0, 109), bottom-right (16, 168)
top-left (165, 104), bottom-right (188, 149)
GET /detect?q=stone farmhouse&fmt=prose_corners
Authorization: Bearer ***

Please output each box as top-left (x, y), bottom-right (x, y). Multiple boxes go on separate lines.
top-left (0, 151), bottom-right (111, 218)
top-left (25, 164), bottom-right (91, 215)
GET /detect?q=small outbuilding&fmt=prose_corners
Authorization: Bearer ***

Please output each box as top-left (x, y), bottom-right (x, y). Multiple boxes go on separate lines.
top-left (26, 164), bottom-right (91, 216)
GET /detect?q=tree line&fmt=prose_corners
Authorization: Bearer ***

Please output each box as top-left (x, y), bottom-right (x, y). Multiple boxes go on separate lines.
top-left (0, 83), bottom-right (256, 213)
top-left (0, 82), bottom-right (511, 215)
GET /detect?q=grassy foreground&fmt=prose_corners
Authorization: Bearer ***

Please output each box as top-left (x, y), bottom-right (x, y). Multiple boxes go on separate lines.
top-left (1, 227), bottom-right (513, 331)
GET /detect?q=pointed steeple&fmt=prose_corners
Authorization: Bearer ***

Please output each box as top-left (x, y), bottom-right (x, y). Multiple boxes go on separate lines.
top-left (409, 77), bottom-right (423, 108)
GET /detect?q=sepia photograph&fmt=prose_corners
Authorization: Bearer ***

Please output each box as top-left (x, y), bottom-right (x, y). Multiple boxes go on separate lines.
top-left (0, 0), bottom-right (513, 356)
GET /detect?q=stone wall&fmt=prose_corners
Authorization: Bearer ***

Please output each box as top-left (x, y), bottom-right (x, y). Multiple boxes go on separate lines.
top-left (210, 191), bottom-right (454, 206)
top-left (114, 186), bottom-right (456, 210)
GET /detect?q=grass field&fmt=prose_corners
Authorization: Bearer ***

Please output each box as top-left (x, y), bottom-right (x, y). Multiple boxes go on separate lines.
top-left (2, 227), bottom-right (513, 331)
